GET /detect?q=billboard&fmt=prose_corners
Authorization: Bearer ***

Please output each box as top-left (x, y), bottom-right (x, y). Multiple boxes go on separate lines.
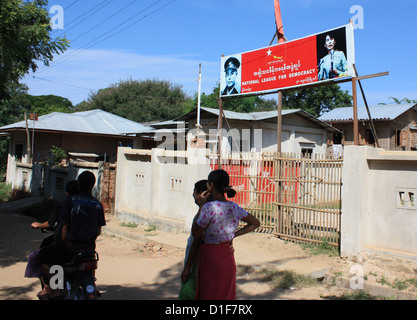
top-left (220, 24), bottom-right (355, 98)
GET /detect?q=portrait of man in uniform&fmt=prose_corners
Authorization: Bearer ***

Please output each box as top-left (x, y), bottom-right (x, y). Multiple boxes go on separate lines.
top-left (221, 56), bottom-right (241, 95)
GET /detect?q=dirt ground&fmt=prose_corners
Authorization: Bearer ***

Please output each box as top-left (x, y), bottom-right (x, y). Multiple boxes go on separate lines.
top-left (0, 210), bottom-right (416, 300)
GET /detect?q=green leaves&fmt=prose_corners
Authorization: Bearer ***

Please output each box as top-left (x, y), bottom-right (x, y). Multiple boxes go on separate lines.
top-left (282, 84), bottom-right (352, 117)
top-left (0, 0), bottom-right (69, 101)
top-left (76, 79), bottom-right (188, 122)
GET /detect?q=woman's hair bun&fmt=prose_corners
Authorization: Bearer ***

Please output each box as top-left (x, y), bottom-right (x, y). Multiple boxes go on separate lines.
top-left (225, 186), bottom-right (237, 198)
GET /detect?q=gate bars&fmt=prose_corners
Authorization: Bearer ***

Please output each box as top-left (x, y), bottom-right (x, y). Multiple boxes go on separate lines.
top-left (210, 152), bottom-right (343, 246)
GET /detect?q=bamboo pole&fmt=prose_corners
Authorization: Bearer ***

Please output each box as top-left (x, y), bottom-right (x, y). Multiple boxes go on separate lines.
top-left (217, 97), bottom-right (223, 169)
top-left (352, 77), bottom-right (359, 145)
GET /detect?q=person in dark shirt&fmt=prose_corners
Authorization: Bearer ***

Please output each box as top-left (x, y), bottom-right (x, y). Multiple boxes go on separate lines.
top-left (60, 171), bottom-right (106, 252)
top-left (25, 180), bottom-right (79, 280)
top-left (36, 171), bottom-right (105, 299)
top-left (30, 180), bottom-right (79, 246)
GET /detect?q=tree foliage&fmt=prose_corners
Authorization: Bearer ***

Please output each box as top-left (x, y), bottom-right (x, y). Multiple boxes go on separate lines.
top-left (0, 83), bottom-right (73, 174)
top-left (0, 83), bottom-right (73, 128)
top-left (382, 97), bottom-right (417, 105)
top-left (75, 79), bottom-right (190, 122)
top-left (0, 0), bottom-right (69, 101)
top-left (185, 83), bottom-right (351, 117)
top-left (183, 84), bottom-right (278, 114)
top-left (282, 84), bottom-right (352, 117)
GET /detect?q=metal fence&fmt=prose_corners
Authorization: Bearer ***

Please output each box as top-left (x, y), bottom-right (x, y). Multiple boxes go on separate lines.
top-left (210, 152), bottom-right (343, 246)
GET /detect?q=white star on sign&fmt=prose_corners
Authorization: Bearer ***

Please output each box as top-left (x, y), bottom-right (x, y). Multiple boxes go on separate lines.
top-left (267, 49), bottom-right (272, 56)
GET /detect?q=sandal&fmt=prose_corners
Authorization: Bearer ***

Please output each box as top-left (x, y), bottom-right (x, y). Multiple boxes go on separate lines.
top-left (37, 290), bottom-right (62, 300)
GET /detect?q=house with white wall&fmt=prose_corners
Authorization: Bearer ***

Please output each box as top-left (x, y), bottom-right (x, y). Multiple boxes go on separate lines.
top-left (0, 109), bottom-right (151, 189)
top-left (159, 107), bottom-right (339, 156)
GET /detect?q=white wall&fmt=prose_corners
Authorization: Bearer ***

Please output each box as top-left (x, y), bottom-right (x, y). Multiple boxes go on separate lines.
top-left (341, 146), bottom-right (417, 259)
top-left (114, 148), bottom-right (211, 232)
top-left (186, 118), bottom-right (328, 155)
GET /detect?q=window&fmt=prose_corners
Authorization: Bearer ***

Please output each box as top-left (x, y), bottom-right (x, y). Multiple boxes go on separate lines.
top-left (396, 129), bottom-right (407, 147)
top-left (333, 132), bottom-right (342, 144)
top-left (15, 144), bottom-right (23, 162)
top-left (301, 148), bottom-right (313, 158)
top-left (365, 130), bottom-right (375, 145)
top-left (135, 173), bottom-right (145, 185)
top-left (300, 142), bottom-right (314, 158)
top-left (171, 177), bottom-right (182, 191)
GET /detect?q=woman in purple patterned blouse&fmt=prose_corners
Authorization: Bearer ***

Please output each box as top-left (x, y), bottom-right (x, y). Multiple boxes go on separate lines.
top-left (193, 169), bottom-right (260, 300)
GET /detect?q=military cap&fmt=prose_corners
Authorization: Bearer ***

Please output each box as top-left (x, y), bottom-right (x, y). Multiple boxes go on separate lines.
top-left (224, 57), bottom-right (240, 72)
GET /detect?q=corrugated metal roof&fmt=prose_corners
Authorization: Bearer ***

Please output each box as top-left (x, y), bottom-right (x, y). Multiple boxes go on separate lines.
top-left (0, 109), bottom-right (152, 136)
top-left (204, 107), bottom-right (303, 121)
top-left (177, 107), bottom-right (300, 121)
top-left (319, 104), bottom-right (417, 122)
top-left (175, 107), bottom-right (338, 131)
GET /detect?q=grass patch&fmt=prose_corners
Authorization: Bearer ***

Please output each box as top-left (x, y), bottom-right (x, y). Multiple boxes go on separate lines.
top-left (302, 239), bottom-right (339, 257)
top-left (324, 291), bottom-right (393, 300)
top-left (376, 275), bottom-right (417, 291)
top-left (260, 269), bottom-right (320, 289)
top-left (120, 222), bottom-right (138, 228)
top-left (144, 224), bottom-right (156, 232)
top-left (0, 182), bottom-right (12, 204)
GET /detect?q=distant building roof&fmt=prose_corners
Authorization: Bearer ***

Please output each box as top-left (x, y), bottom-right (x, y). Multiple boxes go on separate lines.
top-left (0, 109), bottom-right (152, 136)
top-left (319, 104), bottom-right (417, 122)
top-left (176, 107), bottom-right (338, 131)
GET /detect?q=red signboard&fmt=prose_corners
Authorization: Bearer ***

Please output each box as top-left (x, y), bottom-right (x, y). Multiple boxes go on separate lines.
top-left (220, 24), bottom-right (355, 98)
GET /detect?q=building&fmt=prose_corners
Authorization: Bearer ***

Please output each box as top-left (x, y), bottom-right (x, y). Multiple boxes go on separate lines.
top-left (164, 106), bottom-right (340, 156)
top-left (319, 104), bottom-right (417, 151)
top-left (0, 109), bottom-right (151, 183)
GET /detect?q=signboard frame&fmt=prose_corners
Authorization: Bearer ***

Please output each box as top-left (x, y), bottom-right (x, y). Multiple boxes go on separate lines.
top-left (220, 24), bottom-right (355, 99)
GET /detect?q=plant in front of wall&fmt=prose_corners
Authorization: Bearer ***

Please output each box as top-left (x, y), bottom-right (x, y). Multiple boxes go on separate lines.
top-left (50, 145), bottom-right (66, 166)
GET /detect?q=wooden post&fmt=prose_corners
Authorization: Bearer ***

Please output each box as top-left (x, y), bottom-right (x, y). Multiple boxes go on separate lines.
top-left (24, 112), bottom-right (31, 164)
top-left (352, 77), bottom-right (359, 145)
top-left (277, 91), bottom-right (282, 153)
top-left (217, 97), bottom-right (223, 169)
top-left (353, 64), bottom-right (380, 148)
top-left (196, 63), bottom-right (202, 128)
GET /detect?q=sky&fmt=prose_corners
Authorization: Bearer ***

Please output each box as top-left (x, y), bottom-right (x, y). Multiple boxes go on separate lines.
top-left (22, 0), bottom-right (417, 109)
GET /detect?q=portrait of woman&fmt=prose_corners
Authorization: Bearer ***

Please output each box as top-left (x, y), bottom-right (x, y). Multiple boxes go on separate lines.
top-left (317, 28), bottom-right (349, 81)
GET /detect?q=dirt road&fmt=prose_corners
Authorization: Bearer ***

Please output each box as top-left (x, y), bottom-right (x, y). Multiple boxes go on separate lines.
top-left (1, 208), bottom-right (416, 300)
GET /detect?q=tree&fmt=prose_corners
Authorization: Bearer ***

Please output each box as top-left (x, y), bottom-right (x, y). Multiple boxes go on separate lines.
top-left (185, 84), bottom-right (278, 113)
top-left (0, 0), bottom-right (69, 101)
top-left (186, 83), bottom-right (351, 117)
top-left (0, 83), bottom-right (73, 127)
top-left (0, 83), bottom-right (73, 175)
top-left (386, 97), bottom-right (417, 105)
top-left (282, 84), bottom-right (352, 117)
top-left (75, 78), bottom-right (190, 122)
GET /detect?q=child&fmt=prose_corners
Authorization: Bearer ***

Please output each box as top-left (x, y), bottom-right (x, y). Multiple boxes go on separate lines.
top-left (179, 180), bottom-right (210, 300)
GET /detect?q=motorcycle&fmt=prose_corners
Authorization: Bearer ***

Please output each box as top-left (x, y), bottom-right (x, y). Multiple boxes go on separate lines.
top-left (62, 251), bottom-right (100, 300)
top-left (32, 226), bottom-right (100, 300)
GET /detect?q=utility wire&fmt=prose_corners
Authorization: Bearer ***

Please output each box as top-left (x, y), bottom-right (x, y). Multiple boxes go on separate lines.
top-left (40, 0), bottom-right (162, 72)
top-left (63, 0), bottom-right (81, 11)
top-left (30, 75), bottom-right (95, 91)
top-left (29, 76), bottom-right (188, 102)
top-left (42, 0), bottom-right (140, 73)
top-left (54, 0), bottom-right (114, 37)
top-left (71, 0), bottom-right (138, 43)
top-left (36, 0), bottom-right (175, 74)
